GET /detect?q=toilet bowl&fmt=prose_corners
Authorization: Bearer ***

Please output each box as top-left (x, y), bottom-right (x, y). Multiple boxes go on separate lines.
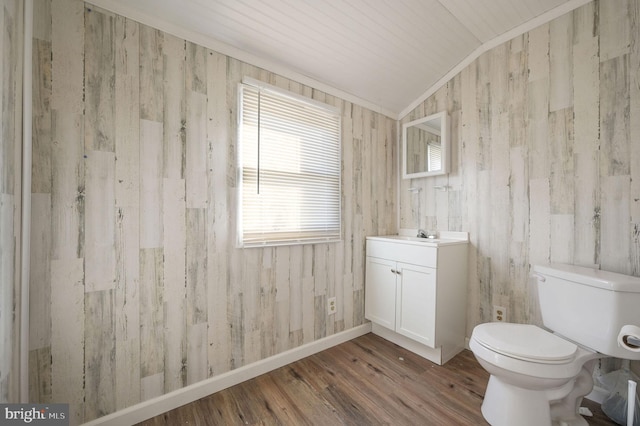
top-left (470, 323), bottom-right (599, 426)
top-left (469, 263), bottom-right (640, 426)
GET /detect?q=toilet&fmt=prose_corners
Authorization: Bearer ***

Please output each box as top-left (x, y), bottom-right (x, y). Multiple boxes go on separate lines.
top-left (470, 263), bottom-right (640, 426)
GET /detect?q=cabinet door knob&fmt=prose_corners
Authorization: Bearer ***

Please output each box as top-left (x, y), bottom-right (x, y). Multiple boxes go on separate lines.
top-left (390, 268), bottom-right (397, 274)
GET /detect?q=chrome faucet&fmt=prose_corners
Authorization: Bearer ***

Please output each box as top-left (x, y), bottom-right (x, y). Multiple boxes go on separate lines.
top-left (417, 229), bottom-right (437, 239)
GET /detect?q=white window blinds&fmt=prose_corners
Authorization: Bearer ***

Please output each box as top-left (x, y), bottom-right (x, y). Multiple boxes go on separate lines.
top-left (428, 142), bottom-right (442, 172)
top-left (238, 79), bottom-right (342, 247)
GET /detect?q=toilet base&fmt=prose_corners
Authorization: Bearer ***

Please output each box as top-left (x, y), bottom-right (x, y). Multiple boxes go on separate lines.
top-left (481, 366), bottom-right (596, 426)
top-left (482, 375), bottom-right (554, 426)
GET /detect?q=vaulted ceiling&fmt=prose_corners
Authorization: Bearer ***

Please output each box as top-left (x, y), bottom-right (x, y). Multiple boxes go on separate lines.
top-left (89, 0), bottom-right (591, 118)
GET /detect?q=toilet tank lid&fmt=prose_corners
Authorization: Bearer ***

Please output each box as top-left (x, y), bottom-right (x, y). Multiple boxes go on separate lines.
top-left (534, 263), bottom-right (640, 293)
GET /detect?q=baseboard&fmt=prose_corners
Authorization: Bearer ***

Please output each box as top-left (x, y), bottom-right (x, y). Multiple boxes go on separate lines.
top-left (372, 323), bottom-right (447, 365)
top-left (82, 323), bottom-right (372, 426)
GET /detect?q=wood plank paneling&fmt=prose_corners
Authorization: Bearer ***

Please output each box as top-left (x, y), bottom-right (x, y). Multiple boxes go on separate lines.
top-left (140, 247), bottom-right (164, 383)
top-left (206, 50), bottom-right (231, 377)
top-left (600, 0), bottom-right (631, 62)
top-left (601, 175), bottom-right (631, 274)
top-left (186, 323), bottom-right (207, 385)
top-left (0, 4), bottom-right (21, 403)
top-left (141, 373), bottom-right (163, 402)
top-left (186, 42), bottom-right (207, 95)
top-left (0, 196), bottom-right (16, 404)
top-left (550, 214), bottom-right (574, 264)
top-left (600, 55), bottom-right (630, 178)
top-left (0, 2), bottom-right (12, 194)
top-left (163, 178), bottom-right (186, 392)
top-left (139, 119), bottom-right (163, 249)
top-left (27, 0), bottom-right (85, 410)
top-left (185, 92), bottom-right (207, 208)
top-left (548, 108), bottom-right (574, 215)
top-left (573, 1), bottom-right (599, 268)
top-left (32, 0), bottom-right (51, 42)
top-left (113, 14), bottom-right (142, 413)
top-left (274, 246), bottom-right (291, 353)
top-left (186, 207), bottom-right (207, 325)
top-left (489, 110), bottom-right (510, 294)
top-left (162, 34), bottom-right (185, 181)
top-left (51, 0), bottom-right (84, 114)
top-left (29, 194), bottom-right (51, 350)
top-left (32, 1), bottom-right (395, 422)
top-left (631, 1), bottom-right (640, 276)
top-left (631, 1), bottom-right (640, 215)
top-left (549, 14), bottom-right (573, 112)
top-left (50, 112), bottom-right (84, 261)
top-left (32, 38), bottom-right (52, 194)
top-left (527, 77), bottom-right (550, 180)
top-left (114, 204), bottom-right (141, 411)
top-left (27, 0), bottom-right (640, 422)
top-left (139, 25), bottom-right (163, 122)
top-left (84, 6), bottom-right (115, 152)
top-left (400, 0), bottom-right (640, 337)
top-left (84, 151), bottom-right (116, 292)
top-left (84, 290), bottom-right (116, 421)
top-left (114, 14), bottom-right (140, 208)
top-left (28, 347), bottom-right (51, 404)
top-left (527, 24), bottom-right (549, 82)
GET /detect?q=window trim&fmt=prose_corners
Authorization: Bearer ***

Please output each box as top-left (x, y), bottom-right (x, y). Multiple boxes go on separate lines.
top-left (237, 77), bottom-right (342, 248)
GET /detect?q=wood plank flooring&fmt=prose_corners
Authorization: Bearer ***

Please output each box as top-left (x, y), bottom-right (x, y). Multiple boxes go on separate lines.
top-left (138, 333), bottom-right (615, 425)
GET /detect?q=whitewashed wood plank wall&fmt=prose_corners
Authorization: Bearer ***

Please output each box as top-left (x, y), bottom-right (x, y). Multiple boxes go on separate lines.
top-left (22, 0), bottom-right (640, 421)
top-left (27, 0), bottom-right (397, 422)
top-left (0, 0), bottom-right (22, 405)
top-left (400, 0), bottom-right (640, 336)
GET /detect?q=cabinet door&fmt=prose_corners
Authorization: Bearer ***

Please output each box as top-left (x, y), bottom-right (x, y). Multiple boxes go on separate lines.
top-left (396, 263), bottom-right (437, 348)
top-left (365, 257), bottom-right (397, 330)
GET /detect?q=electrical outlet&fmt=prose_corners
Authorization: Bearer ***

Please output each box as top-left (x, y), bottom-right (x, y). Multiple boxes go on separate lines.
top-left (493, 305), bottom-right (506, 322)
top-left (327, 296), bottom-right (337, 315)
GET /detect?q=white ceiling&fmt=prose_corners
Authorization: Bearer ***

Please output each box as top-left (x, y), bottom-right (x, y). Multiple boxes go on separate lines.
top-left (89, 0), bottom-right (591, 118)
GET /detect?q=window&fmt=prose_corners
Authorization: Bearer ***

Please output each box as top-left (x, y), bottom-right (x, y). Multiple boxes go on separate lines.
top-left (238, 78), bottom-right (342, 247)
top-left (428, 141), bottom-right (442, 171)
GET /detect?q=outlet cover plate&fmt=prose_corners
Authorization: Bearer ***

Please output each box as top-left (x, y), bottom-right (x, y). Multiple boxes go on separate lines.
top-left (328, 297), bottom-right (337, 315)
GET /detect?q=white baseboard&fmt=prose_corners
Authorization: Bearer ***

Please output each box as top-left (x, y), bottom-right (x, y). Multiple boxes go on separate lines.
top-left (372, 323), bottom-right (444, 365)
top-left (83, 323), bottom-right (372, 426)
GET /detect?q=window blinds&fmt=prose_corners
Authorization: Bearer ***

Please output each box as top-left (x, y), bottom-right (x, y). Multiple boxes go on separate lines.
top-left (428, 142), bottom-right (442, 172)
top-left (239, 80), bottom-right (342, 246)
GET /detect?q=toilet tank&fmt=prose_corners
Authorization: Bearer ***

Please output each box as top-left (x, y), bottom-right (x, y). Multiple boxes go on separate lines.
top-left (533, 263), bottom-right (640, 360)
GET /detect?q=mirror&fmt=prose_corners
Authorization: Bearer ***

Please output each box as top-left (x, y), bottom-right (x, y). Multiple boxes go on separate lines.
top-left (402, 111), bottom-right (449, 179)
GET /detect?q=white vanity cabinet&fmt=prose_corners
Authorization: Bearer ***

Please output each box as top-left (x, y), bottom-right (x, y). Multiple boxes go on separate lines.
top-left (366, 257), bottom-right (437, 345)
top-left (365, 234), bottom-right (468, 365)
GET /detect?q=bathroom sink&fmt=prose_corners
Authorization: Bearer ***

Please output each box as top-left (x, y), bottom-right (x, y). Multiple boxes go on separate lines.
top-left (367, 231), bottom-right (469, 246)
top-left (383, 235), bottom-right (440, 243)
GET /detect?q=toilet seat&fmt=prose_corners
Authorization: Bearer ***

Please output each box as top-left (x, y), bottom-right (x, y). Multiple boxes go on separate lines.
top-left (472, 323), bottom-right (577, 364)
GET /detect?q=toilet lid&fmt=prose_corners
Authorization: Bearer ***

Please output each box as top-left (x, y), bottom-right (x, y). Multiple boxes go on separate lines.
top-left (473, 323), bottom-right (578, 363)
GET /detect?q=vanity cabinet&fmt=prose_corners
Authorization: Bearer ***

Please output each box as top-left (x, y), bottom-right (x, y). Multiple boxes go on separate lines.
top-left (366, 257), bottom-right (437, 346)
top-left (365, 235), bottom-right (468, 365)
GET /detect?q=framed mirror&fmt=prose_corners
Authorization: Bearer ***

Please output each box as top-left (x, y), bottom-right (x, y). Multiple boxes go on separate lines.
top-left (402, 111), bottom-right (449, 179)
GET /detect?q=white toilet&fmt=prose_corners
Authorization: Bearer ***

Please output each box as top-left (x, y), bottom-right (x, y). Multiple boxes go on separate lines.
top-left (470, 263), bottom-right (640, 426)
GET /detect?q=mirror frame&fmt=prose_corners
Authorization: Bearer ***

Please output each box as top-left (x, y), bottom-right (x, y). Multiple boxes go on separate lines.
top-left (402, 111), bottom-right (450, 179)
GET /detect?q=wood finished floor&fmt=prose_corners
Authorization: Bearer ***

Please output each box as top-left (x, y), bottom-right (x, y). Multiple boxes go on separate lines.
top-left (138, 333), bottom-right (615, 425)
